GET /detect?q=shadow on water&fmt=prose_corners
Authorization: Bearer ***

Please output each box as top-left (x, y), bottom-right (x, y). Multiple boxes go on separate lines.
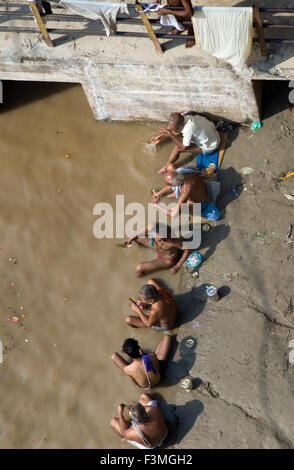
top-left (0, 81), bottom-right (78, 114)
top-left (151, 393), bottom-right (204, 447)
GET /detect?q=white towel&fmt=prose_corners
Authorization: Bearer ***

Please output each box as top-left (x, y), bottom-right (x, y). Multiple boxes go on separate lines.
top-left (140, 3), bottom-right (184, 32)
top-left (192, 7), bottom-right (253, 68)
top-left (60, 0), bottom-right (129, 36)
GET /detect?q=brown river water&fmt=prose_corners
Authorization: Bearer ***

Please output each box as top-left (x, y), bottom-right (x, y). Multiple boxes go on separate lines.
top-left (0, 82), bottom-right (183, 448)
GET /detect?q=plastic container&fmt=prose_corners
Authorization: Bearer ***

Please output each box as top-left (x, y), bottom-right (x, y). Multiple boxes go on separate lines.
top-left (206, 285), bottom-right (219, 302)
top-left (184, 251), bottom-right (203, 269)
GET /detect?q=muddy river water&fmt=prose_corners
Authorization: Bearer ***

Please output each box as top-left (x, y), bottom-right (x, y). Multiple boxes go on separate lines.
top-left (0, 82), bottom-right (184, 448)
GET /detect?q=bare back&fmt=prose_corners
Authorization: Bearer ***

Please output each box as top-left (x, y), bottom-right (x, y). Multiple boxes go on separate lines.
top-left (137, 405), bottom-right (166, 447)
top-left (124, 353), bottom-right (161, 389)
top-left (152, 288), bottom-right (178, 328)
top-left (182, 173), bottom-right (208, 203)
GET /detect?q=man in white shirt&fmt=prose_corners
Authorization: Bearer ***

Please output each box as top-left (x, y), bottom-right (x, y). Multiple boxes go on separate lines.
top-left (151, 112), bottom-right (220, 174)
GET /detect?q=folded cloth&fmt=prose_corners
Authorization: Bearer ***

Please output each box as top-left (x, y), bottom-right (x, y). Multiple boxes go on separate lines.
top-left (191, 6), bottom-right (253, 68)
top-left (140, 3), bottom-right (184, 31)
top-left (60, 0), bottom-right (129, 36)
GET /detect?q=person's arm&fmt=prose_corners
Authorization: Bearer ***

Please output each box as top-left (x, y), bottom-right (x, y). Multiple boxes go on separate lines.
top-left (157, 0), bottom-right (193, 18)
top-left (170, 248), bottom-right (190, 274)
top-left (124, 224), bottom-right (152, 247)
top-left (159, 126), bottom-right (186, 150)
top-left (117, 404), bottom-right (131, 437)
top-left (129, 298), bottom-right (161, 327)
top-left (152, 186), bottom-right (173, 202)
top-left (153, 185), bottom-right (189, 218)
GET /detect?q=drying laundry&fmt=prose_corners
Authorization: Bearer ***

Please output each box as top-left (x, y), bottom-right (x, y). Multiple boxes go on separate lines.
top-left (60, 0), bottom-right (129, 36)
top-left (192, 7), bottom-right (253, 68)
top-left (140, 3), bottom-right (184, 32)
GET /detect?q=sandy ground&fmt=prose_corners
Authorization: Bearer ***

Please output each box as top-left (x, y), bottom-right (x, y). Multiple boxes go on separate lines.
top-left (162, 81), bottom-right (294, 449)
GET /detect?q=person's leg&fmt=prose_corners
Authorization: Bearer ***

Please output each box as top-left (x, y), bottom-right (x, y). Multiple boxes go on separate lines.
top-left (125, 315), bottom-right (148, 328)
top-left (110, 352), bottom-right (129, 370)
top-left (110, 417), bottom-right (123, 437)
top-left (185, 24), bottom-right (195, 48)
top-left (155, 335), bottom-right (173, 361)
top-left (136, 258), bottom-right (175, 277)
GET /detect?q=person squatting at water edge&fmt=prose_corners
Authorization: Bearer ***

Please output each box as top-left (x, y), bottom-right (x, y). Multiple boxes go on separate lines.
top-left (150, 112), bottom-right (220, 174)
top-left (152, 169), bottom-right (220, 221)
top-left (126, 278), bottom-right (179, 330)
top-left (123, 222), bottom-right (191, 276)
top-left (110, 335), bottom-right (173, 389)
top-left (110, 393), bottom-right (168, 449)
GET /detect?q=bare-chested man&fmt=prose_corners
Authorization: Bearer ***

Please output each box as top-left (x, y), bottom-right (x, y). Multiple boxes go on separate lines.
top-left (110, 393), bottom-right (168, 449)
top-left (156, 0), bottom-right (195, 48)
top-left (152, 170), bottom-right (209, 218)
top-left (126, 278), bottom-right (179, 330)
top-left (150, 112), bottom-right (220, 174)
top-left (124, 222), bottom-right (190, 276)
top-left (111, 336), bottom-right (173, 389)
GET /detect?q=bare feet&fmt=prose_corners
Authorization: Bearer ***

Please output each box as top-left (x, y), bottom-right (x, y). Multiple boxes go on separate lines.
top-left (171, 28), bottom-right (181, 36)
top-left (185, 39), bottom-right (195, 48)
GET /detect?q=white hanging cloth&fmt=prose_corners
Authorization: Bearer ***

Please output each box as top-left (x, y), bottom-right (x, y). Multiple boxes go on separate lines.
top-left (60, 0), bottom-right (129, 36)
top-left (192, 7), bottom-right (253, 68)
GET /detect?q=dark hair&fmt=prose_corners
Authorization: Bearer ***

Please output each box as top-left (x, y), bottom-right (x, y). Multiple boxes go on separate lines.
top-left (122, 338), bottom-right (141, 359)
top-left (139, 284), bottom-right (158, 300)
top-left (130, 403), bottom-right (148, 424)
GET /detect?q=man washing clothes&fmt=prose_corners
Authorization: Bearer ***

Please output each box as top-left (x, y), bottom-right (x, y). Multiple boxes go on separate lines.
top-left (151, 112), bottom-right (220, 174)
top-left (126, 278), bottom-right (179, 330)
top-left (110, 335), bottom-right (173, 389)
top-left (110, 393), bottom-right (168, 449)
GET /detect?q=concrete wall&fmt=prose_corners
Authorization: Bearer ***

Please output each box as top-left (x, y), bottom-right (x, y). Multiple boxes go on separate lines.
top-left (82, 63), bottom-right (260, 123)
top-left (0, 57), bottom-right (261, 123)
